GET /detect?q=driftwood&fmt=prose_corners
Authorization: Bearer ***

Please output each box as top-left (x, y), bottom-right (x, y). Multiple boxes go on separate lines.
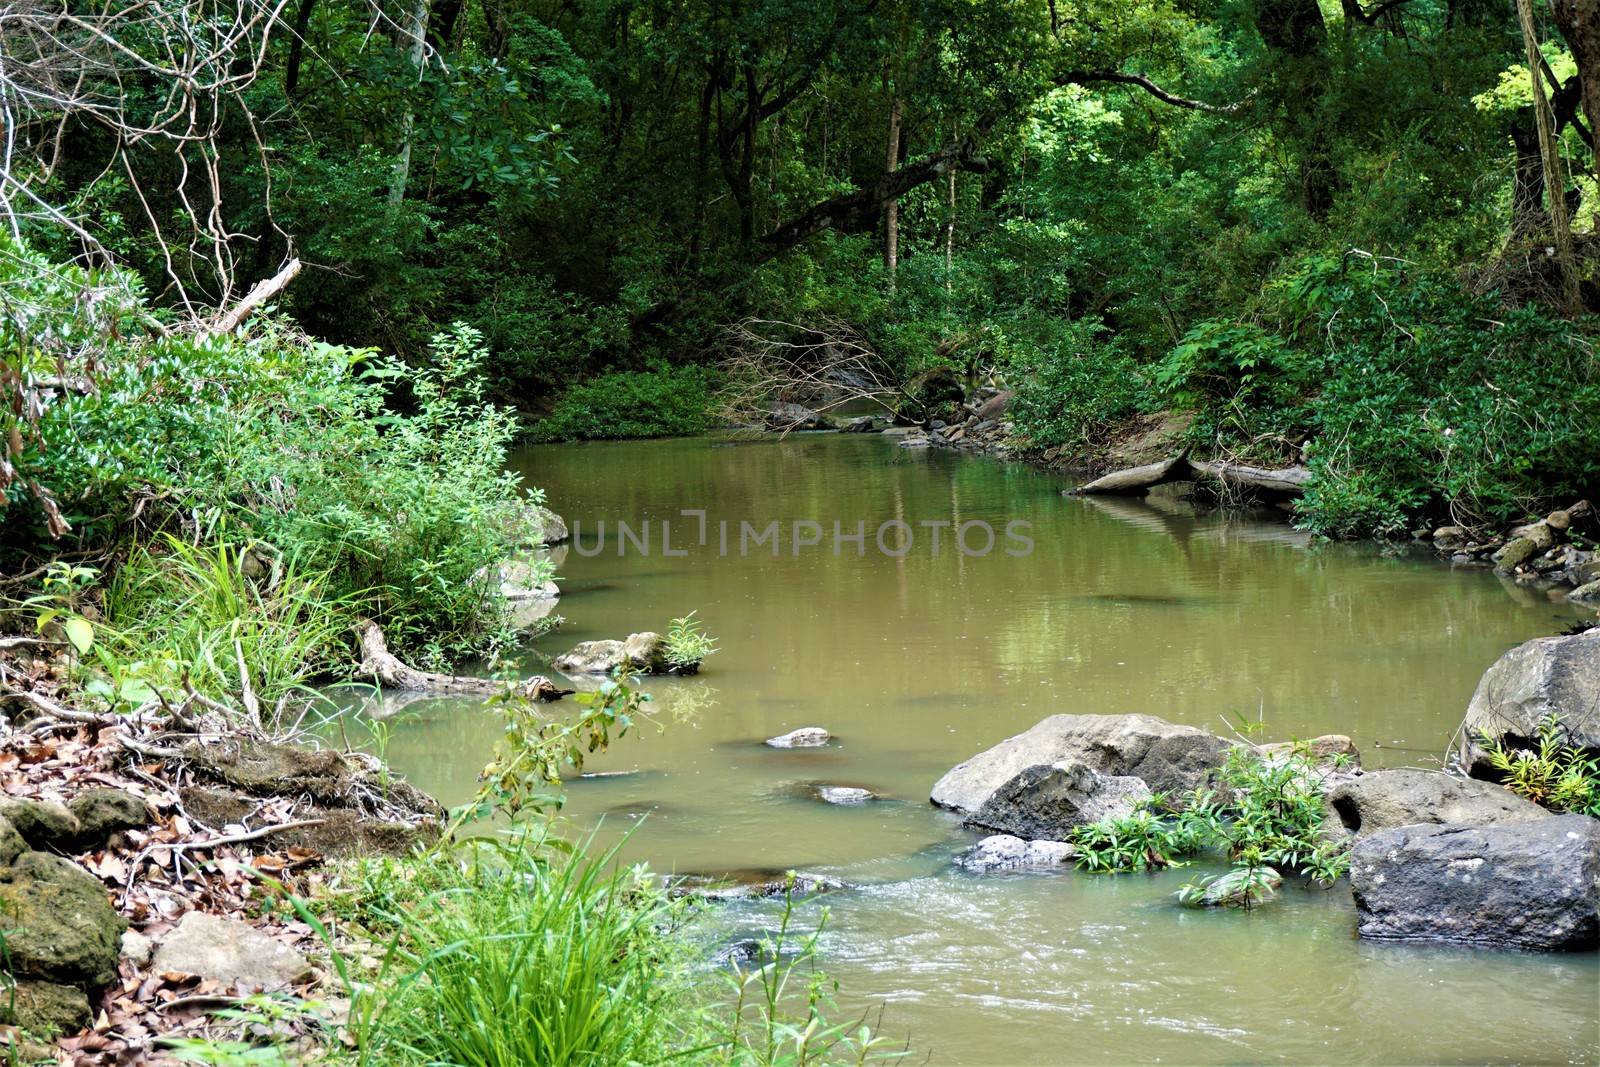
top-left (1075, 455), bottom-right (1186, 495)
top-left (1186, 458), bottom-right (1311, 496)
top-left (355, 619), bottom-right (570, 701)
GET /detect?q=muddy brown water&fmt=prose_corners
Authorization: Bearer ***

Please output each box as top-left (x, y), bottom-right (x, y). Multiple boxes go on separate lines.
top-left (356, 434), bottom-right (1600, 1064)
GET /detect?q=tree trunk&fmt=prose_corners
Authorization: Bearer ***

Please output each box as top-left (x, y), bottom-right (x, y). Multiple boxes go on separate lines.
top-left (944, 164), bottom-right (956, 294)
top-left (1518, 0), bottom-right (1581, 311)
top-left (884, 95), bottom-right (902, 286)
top-left (1552, 0), bottom-right (1600, 202)
top-left (283, 0), bottom-right (317, 97)
top-left (387, 0), bottom-right (429, 207)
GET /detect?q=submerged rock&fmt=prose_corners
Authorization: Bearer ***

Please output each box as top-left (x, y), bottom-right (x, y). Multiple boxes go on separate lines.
top-left (1458, 628), bottom-right (1600, 776)
top-left (964, 760), bottom-right (1149, 841)
top-left (1198, 866), bottom-right (1283, 908)
top-left (931, 714), bottom-right (1229, 814)
top-left (1323, 769), bottom-right (1546, 840)
top-left (766, 727), bottom-right (831, 748)
top-left (152, 912), bottom-right (313, 990)
top-left (1350, 815), bottom-right (1600, 951)
top-left (954, 834), bottom-right (1075, 872)
top-left (814, 785), bottom-right (875, 805)
top-left (673, 870), bottom-right (849, 901)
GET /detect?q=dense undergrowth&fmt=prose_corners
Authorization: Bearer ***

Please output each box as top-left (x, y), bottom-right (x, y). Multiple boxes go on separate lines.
top-left (3, 242), bottom-right (539, 677)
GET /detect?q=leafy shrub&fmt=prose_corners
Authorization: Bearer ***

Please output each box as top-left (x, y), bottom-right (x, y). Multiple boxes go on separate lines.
top-left (664, 611), bottom-right (718, 672)
top-left (528, 364), bottom-right (719, 441)
top-left (1155, 256), bottom-right (1600, 537)
top-left (3, 244), bottom-right (531, 661)
top-left (1004, 317), bottom-right (1153, 451)
top-left (1478, 715), bottom-right (1600, 817)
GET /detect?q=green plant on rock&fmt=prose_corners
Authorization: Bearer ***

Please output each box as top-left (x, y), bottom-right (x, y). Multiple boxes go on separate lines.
top-left (1478, 716), bottom-right (1600, 817)
top-left (1070, 804), bottom-right (1200, 873)
top-left (665, 610), bottom-right (719, 672)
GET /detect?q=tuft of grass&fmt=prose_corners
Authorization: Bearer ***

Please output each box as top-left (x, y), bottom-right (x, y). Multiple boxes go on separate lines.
top-left (101, 536), bottom-right (349, 715)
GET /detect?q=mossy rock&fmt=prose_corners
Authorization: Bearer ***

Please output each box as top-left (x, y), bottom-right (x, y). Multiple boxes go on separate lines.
top-left (0, 816), bottom-right (27, 866)
top-left (0, 978), bottom-right (91, 1037)
top-left (182, 739), bottom-right (354, 804)
top-left (0, 852), bottom-right (124, 985)
top-left (67, 788), bottom-right (149, 846)
top-left (0, 798), bottom-right (81, 851)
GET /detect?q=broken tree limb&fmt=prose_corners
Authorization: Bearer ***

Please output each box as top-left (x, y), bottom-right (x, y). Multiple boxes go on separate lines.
top-left (1186, 458), bottom-right (1312, 496)
top-left (355, 619), bottom-right (570, 701)
top-left (1073, 454), bottom-right (1187, 495)
top-left (211, 258), bottom-right (302, 334)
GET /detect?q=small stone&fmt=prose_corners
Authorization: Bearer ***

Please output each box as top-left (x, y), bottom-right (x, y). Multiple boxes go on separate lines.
top-left (152, 912), bottom-right (312, 991)
top-left (623, 631), bottom-right (669, 672)
top-left (1547, 509), bottom-right (1572, 532)
top-left (120, 929), bottom-right (155, 968)
top-left (765, 727), bottom-right (831, 748)
top-left (1432, 525), bottom-right (1468, 551)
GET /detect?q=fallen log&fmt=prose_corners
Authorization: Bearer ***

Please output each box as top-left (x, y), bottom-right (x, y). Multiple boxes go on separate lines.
top-left (212, 258), bottom-right (302, 334)
top-left (1074, 454), bottom-right (1186, 495)
top-left (1185, 458), bottom-right (1311, 497)
top-left (355, 619), bottom-right (570, 701)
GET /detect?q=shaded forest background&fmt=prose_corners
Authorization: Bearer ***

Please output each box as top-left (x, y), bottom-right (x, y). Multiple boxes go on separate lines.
top-left (5, 0), bottom-right (1600, 539)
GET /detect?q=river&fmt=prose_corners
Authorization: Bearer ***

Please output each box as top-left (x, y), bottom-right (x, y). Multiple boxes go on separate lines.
top-left (365, 433), bottom-right (1600, 1064)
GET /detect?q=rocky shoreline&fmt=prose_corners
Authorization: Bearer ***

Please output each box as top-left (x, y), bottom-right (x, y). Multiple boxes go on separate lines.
top-left (933, 626), bottom-right (1600, 951)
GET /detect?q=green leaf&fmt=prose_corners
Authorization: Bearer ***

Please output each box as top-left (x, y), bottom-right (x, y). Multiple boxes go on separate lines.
top-left (62, 616), bottom-right (95, 655)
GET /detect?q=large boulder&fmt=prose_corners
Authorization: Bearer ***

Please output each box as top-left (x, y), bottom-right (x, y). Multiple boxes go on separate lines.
top-left (930, 714), bottom-right (1229, 814)
top-left (1324, 769), bottom-right (1547, 840)
top-left (1458, 628), bottom-right (1600, 776)
top-left (0, 852), bottom-right (124, 986)
top-left (151, 912), bottom-right (313, 990)
top-left (1350, 815), bottom-right (1600, 951)
top-left (964, 760), bottom-right (1150, 840)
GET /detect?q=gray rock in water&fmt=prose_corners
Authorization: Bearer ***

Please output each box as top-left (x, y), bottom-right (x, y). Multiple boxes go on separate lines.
top-left (1324, 769), bottom-right (1546, 840)
top-left (535, 505), bottom-right (569, 545)
top-left (152, 912), bottom-right (313, 990)
top-left (931, 714), bottom-right (1229, 814)
top-left (675, 871), bottom-right (848, 901)
top-left (1492, 535), bottom-right (1541, 572)
top-left (1350, 815), bottom-right (1600, 951)
top-left (1458, 628), bottom-right (1600, 775)
top-left (1570, 579), bottom-right (1600, 605)
top-left (815, 785), bottom-right (875, 805)
top-left (766, 727), bottom-right (831, 748)
top-left (552, 632), bottom-right (668, 674)
top-left (954, 834), bottom-right (1075, 872)
top-left (964, 760), bottom-right (1150, 840)
top-left (1199, 866), bottom-right (1283, 908)
top-left (552, 639), bottom-right (626, 674)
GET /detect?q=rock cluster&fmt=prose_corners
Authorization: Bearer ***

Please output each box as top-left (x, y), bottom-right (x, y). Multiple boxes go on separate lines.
top-left (552, 631), bottom-right (672, 674)
top-left (1429, 500), bottom-right (1600, 603)
top-left (0, 794), bottom-right (137, 1035)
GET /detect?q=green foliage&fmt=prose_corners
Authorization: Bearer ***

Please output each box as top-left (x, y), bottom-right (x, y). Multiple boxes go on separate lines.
top-left (98, 537), bottom-right (348, 714)
top-left (1156, 257), bottom-right (1600, 537)
top-left (1072, 744), bottom-right (1350, 894)
top-left (665, 610), bottom-right (719, 672)
top-left (1478, 716), bottom-right (1600, 817)
top-left (528, 365), bottom-right (720, 442)
top-left (1005, 318), bottom-right (1154, 451)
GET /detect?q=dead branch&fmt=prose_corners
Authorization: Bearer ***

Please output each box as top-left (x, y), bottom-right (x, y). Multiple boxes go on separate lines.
top-left (720, 316), bottom-right (908, 433)
top-left (356, 619), bottom-right (569, 701)
top-left (211, 257), bottom-right (302, 334)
